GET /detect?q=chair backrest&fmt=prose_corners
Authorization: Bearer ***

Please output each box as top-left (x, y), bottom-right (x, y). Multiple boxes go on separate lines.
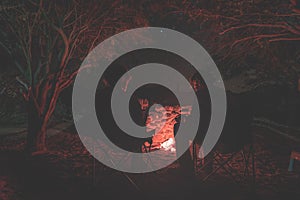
top-left (218, 91), bottom-right (254, 153)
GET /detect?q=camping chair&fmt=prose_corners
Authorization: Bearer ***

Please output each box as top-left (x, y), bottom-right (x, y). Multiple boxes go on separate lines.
top-left (194, 91), bottom-right (256, 188)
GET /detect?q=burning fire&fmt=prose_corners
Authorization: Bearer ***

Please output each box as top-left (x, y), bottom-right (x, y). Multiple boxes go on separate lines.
top-left (143, 103), bottom-right (192, 152)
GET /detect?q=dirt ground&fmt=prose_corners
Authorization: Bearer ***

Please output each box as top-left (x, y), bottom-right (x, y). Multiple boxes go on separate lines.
top-left (0, 125), bottom-right (300, 200)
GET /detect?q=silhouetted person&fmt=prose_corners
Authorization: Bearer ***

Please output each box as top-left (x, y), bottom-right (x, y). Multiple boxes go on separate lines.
top-left (96, 65), bottom-right (152, 153)
top-left (174, 72), bottom-right (211, 177)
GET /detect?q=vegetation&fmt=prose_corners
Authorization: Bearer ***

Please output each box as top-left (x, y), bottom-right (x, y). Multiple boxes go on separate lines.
top-left (0, 0), bottom-right (299, 152)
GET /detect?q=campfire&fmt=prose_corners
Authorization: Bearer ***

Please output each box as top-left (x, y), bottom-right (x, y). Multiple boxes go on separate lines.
top-left (142, 103), bottom-right (192, 152)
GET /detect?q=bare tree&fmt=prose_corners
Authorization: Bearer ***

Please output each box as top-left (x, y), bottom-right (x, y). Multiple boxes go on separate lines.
top-left (0, 0), bottom-right (148, 153)
top-left (158, 0), bottom-right (300, 87)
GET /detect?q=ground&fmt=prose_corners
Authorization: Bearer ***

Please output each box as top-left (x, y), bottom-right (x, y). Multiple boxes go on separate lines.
top-left (0, 123), bottom-right (300, 200)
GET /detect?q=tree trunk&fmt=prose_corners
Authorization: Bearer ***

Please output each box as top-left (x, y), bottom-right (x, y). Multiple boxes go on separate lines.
top-left (26, 97), bottom-right (47, 153)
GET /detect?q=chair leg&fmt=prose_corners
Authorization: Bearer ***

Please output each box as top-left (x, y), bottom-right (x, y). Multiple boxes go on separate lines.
top-left (250, 144), bottom-right (256, 192)
top-left (242, 150), bottom-right (250, 177)
top-left (243, 145), bottom-right (255, 182)
top-left (192, 142), bottom-right (197, 175)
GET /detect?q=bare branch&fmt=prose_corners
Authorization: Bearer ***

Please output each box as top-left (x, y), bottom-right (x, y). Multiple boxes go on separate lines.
top-left (269, 37), bottom-right (300, 42)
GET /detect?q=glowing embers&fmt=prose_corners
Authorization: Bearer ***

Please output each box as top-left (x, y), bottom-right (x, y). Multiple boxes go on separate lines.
top-left (143, 104), bottom-right (191, 152)
top-left (160, 138), bottom-right (176, 152)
